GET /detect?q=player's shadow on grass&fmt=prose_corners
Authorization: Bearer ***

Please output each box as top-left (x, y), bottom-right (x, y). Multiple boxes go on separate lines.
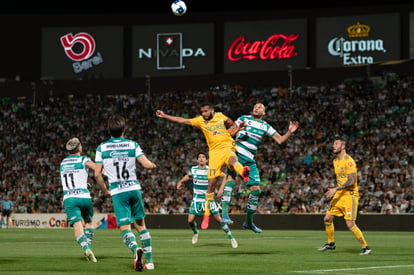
top-left (218, 250), bottom-right (275, 255)
top-left (199, 242), bottom-right (275, 255)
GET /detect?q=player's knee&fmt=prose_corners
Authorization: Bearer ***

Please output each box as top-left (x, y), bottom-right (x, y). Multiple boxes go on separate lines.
top-left (323, 215), bottom-right (333, 223)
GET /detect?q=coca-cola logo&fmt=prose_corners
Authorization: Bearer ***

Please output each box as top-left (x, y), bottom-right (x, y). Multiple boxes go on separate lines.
top-left (227, 34), bottom-right (299, 61)
top-left (60, 32), bottom-right (96, 61)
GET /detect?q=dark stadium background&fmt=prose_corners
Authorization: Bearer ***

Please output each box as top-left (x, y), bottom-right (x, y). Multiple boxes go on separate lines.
top-left (0, 1), bottom-right (412, 96)
top-left (0, 1), bottom-right (408, 14)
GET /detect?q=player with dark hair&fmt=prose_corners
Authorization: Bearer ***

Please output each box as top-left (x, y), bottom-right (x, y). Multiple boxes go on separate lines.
top-left (60, 137), bottom-right (110, 262)
top-left (156, 103), bottom-right (249, 229)
top-left (318, 136), bottom-right (371, 255)
top-left (176, 152), bottom-right (238, 248)
top-left (94, 114), bottom-right (157, 271)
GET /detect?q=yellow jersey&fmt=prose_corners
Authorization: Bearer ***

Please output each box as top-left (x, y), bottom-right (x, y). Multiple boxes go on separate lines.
top-left (190, 112), bottom-right (235, 152)
top-left (333, 153), bottom-right (359, 197)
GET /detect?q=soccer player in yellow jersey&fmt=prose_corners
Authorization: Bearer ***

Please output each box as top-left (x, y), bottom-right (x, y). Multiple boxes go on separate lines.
top-left (318, 137), bottom-right (372, 255)
top-left (156, 103), bottom-right (250, 229)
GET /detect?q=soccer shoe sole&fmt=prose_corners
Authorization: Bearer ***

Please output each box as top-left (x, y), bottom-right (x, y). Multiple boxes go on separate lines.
top-left (134, 248), bottom-right (144, 271)
top-left (201, 215), bottom-right (210, 230)
top-left (242, 166), bottom-right (250, 182)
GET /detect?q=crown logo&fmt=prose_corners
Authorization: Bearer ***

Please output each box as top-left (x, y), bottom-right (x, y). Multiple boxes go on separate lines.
top-left (347, 22), bottom-right (370, 38)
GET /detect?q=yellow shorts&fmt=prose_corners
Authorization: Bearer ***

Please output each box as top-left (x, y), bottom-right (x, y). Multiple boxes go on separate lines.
top-left (208, 148), bottom-right (237, 179)
top-left (326, 194), bottom-right (359, 221)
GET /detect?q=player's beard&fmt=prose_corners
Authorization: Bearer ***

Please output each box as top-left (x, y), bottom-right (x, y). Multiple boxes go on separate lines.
top-left (204, 112), bottom-right (214, 121)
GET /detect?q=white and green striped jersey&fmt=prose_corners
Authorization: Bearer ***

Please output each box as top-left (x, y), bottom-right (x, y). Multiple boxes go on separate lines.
top-left (188, 165), bottom-right (209, 203)
top-left (60, 155), bottom-right (91, 201)
top-left (95, 137), bottom-right (143, 196)
top-left (235, 115), bottom-right (277, 160)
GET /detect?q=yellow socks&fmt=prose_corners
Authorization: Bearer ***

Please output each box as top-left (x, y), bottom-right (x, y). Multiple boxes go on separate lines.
top-left (350, 225), bottom-right (368, 247)
top-left (233, 162), bottom-right (243, 176)
top-left (204, 192), bottom-right (214, 215)
top-left (325, 222), bottom-right (335, 243)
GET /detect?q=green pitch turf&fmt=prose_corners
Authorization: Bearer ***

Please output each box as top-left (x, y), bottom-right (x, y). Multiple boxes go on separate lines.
top-left (0, 228), bottom-right (413, 274)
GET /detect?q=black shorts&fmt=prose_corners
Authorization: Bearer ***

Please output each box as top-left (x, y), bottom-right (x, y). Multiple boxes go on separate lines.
top-left (2, 209), bottom-right (11, 217)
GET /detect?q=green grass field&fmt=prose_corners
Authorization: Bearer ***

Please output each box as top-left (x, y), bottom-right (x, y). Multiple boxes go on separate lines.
top-left (0, 228), bottom-right (413, 274)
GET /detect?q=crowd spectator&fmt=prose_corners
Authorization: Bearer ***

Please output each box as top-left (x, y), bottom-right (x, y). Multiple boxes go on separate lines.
top-left (0, 74), bottom-right (413, 216)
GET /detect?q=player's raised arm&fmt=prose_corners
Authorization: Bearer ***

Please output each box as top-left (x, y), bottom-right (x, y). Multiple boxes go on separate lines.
top-left (156, 110), bottom-right (192, 125)
top-left (272, 120), bottom-right (299, 144)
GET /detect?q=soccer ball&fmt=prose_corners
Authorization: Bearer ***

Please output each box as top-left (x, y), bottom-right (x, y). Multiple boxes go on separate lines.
top-left (171, 0), bottom-right (187, 16)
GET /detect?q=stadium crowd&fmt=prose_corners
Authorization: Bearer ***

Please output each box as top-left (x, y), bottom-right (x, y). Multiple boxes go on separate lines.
top-left (0, 73), bottom-right (413, 217)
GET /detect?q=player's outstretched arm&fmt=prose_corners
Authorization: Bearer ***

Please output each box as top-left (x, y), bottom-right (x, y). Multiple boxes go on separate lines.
top-left (156, 110), bottom-right (192, 125)
top-left (288, 121), bottom-right (300, 133)
top-left (272, 120), bottom-right (299, 144)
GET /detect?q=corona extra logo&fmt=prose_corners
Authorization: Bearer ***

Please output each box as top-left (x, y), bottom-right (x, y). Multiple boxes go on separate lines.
top-left (327, 21), bottom-right (386, 65)
top-left (347, 22), bottom-right (370, 38)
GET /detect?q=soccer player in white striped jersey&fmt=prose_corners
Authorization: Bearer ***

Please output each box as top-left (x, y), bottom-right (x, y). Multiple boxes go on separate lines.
top-left (94, 114), bottom-right (157, 271)
top-left (221, 103), bottom-right (299, 233)
top-left (176, 152), bottom-right (238, 248)
top-left (60, 137), bottom-right (110, 263)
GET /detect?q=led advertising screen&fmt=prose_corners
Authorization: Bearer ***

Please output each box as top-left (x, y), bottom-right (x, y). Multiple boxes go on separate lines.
top-left (316, 14), bottom-right (400, 68)
top-left (410, 12), bottom-right (414, 59)
top-left (42, 27), bottom-right (124, 80)
top-left (132, 24), bottom-right (214, 77)
top-left (223, 19), bottom-right (307, 73)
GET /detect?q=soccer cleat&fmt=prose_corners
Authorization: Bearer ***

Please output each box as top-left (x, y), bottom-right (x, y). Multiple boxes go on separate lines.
top-left (192, 233), bottom-right (199, 244)
top-left (241, 166), bottom-right (250, 182)
top-left (134, 248), bottom-right (144, 271)
top-left (242, 221), bottom-right (262, 233)
top-left (360, 246), bottom-right (372, 255)
top-left (143, 262), bottom-right (155, 270)
top-left (201, 215), bottom-right (210, 230)
top-left (222, 215), bottom-right (234, 225)
top-left (230, 238), bottom-right (238, 248)
top-left (85, 249), bottom-right (97, 263)
top-left (318, 242), bottom-right (336, 252)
